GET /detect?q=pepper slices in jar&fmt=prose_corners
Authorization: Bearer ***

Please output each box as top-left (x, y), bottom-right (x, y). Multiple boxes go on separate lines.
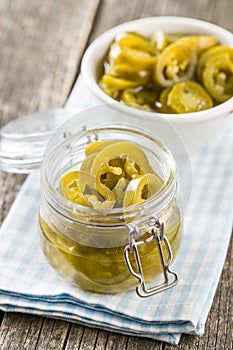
top-left (59, 140), bottom-right (163, 209)
top-left (99, 31), bottom-right (233, 113)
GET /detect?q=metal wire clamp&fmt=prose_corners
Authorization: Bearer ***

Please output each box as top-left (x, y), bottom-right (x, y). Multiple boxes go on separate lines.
top-left (124, 217), bottom-right (178, 297)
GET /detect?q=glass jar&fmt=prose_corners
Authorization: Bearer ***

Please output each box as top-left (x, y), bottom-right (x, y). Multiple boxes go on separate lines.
top-left (38, 121), bottom-right (183, 297)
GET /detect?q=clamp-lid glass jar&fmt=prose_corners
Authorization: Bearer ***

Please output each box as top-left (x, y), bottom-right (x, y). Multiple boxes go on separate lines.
top-left (38, 112), bottom-right (183, 297)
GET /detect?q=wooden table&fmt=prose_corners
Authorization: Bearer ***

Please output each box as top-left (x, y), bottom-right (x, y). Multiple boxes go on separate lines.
top-left (0, 1), bottom-right (232, 349)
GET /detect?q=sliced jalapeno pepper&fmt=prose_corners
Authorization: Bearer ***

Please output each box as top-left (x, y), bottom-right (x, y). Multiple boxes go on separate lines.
top-left (124, 159), bottom-right (140, 177)
top-left (109, 63), bottom-right (150, 85)
top-left (202, 51), bottom-right (233, 102)
top-left (90, 141), bottom-right (151, 176)
top-left (114, 47), bottom-right (157, 71)
top-left (177, 35), bottom-right (218, 55)
top-left (157, 87), bottom-right (175, 113)
top-left (96, 163), bottom-right (123, 190)
top-left (78, 170), bottom-right (115, 209)
top-left (121, 87), bottom-right (160, 111)
top-left (100, 75), bottom-right (140, 96)
top-left (80, 153), bottom-right (98, 172)
top-left (167, 80), bottom-right (213, 113)
top-left (151, 30), bottom-right (169, 51)
top-left (123, 173), bottom-right (163, 207)
top-left (154, 43), bottom-right (197, 87)
top-left (197, 45), bottom-right (232, 80)
top-left (85, 140), bottom-right (118, 156)
top-left (117, 32), bottom-right (157, 55)
top-left (59, 171), bottom-right (87, 205)
top-left (112, 177), bottom-right (128, 207)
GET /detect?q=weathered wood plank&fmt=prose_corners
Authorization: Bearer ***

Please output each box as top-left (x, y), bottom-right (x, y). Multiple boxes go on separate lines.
top-left (89, 0), bottom-right (233, 41)
top-left (0, 0), bottom-right (100, 217)
top-left (94, 330), bottom-right (109, 350)
top-left (35, 318), bottom-right (70, 350)
top-left (105, 333), bottom-right (128, 350)
top-left (63, 324), bottom-right (85, 350)
top-left (0, 313), bottom-right (43, 350)
top-left (77, 327), bottom-right (99, 350)
top-left (127, 336), bottom-right (163, 350)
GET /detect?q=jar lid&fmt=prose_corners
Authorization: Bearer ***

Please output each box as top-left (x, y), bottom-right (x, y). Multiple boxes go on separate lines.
top-left (0, 108), bottom-right (78, 173)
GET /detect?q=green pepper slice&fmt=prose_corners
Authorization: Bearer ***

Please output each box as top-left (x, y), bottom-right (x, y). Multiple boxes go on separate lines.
top-left (197, 45), bottom-right (232, 80)
top-left (85, 140), bottom-right (119, 156)
top-left (59, 171), bottom-right (87, 205)
top-left (117, 32), bottom-right (157, 55)
top-left (78, 170), bottom-right (115, 209)
top-left (121, 87), bottom-right (160, 111)
top-left (100, 75), bottom-right (140, 97)
top-left (114, 47), bottom-right (157, 71)
top-left (157, 87), bottom-right (175, 113)
top-left (176, 35), bottom-right (218, 55)
top-left (108, 63), bottom-right (151, 85)
top-left (202, 51), bottom-right (233, 102)
top-left (154, 43), bottom-right (197, 87)
top-left (90, 141), bottom-right (151, 176)
top-left (123, 173), bottom-right (162, 207)
top-left (167, 81), bottom-right (213, 113)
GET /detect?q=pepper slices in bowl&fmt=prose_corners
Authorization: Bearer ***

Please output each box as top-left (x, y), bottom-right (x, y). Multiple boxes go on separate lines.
top-left (99, 31), bottom-right (233, 113)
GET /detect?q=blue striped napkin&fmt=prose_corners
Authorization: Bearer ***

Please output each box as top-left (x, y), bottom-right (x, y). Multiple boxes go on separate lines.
top-left (0, 77), bottom-right (233, 345)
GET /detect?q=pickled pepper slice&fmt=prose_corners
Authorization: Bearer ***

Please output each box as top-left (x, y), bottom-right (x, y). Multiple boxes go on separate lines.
top-left (85, 140), bottom-right (118, 156)
top-left (124, 159), bottom-right (140, 177)
top-left (90, 141), bottom-right (151, 176)
top-left (154, 43), bottom-right (197, 87)
top-left (100, 75), bottom-right (140, 96)
top-left (197, 45), bottom-right (233, 80)
top-left (151, 30), bottom-right (169, 51)
top-left (78, 171), bottom-right (115, 209)
top-left (167, 81), bottom-right (213, 113)
top-left (202, 52), bottom-right (233, 102)
top-left (157, 87), bottom-right (175, 113)
top-left (117, 32), bottom-right (157, 55)
top-left (109, 64), bottom-right (150, 85)
top-left (114, 47), bottom-right (157, 71)
top-left (80, 153), bottom-right (98, 172)
top-left (112, 177), bottom-right (127, 207)
top-left (121, 87), bottom-right (160, 111)
top-left (123, 173), bottom-right (162, 207)
top-left (59, 171), bottom-right (87, 205)
top-left (177, 35), bottom-right (218, 55)
top-left (96, 163), bottom-right (123, 190)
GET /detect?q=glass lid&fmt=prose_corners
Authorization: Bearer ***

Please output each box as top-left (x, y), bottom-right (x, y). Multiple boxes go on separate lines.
top-left (0, 108), bottom-right (78, 173)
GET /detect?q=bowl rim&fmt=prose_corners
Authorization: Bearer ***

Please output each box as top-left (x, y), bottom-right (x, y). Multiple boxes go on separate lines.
top-left (81, 16), bottom-right (233, 123)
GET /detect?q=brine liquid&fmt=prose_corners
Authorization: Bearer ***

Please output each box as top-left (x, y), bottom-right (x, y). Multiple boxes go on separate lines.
top-left (39, 206), bottom-right (182, 293)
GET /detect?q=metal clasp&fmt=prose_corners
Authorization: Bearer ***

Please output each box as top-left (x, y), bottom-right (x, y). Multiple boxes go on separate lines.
top-left (124, 217), bottom-right (178, 297)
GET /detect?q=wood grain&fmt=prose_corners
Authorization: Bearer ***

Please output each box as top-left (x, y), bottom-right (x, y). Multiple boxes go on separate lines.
top-left (0, 0), bottom-right (232, 349)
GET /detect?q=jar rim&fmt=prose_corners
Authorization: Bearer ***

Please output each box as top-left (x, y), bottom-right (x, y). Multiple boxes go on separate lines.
top-left (40, 125), bottom-right (178, 224)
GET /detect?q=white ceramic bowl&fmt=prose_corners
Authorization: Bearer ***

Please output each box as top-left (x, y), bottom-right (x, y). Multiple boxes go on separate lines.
top-left (81, 16), bottom-right (233, 153)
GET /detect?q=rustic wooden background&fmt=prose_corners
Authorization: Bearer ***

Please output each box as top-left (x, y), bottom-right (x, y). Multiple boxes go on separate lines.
top-left (0, 0), bottom-right (232, 349)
